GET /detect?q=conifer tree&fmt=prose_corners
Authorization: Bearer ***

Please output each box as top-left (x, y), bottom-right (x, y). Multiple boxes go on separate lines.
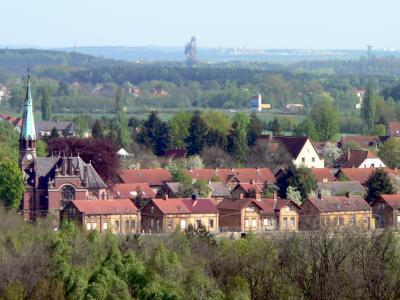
top-left (361, 81), bottom-right (377, 130)
top-left (366, 168), bottom-right (394, 203)
top-left (41, 86), bottom-right (52, 121)
top-left (227, 121), bottom-right (248, 163)
top-left (186, 111), bottom-right (208, 155)
top-left (247, 112), bottom-right (264, 146)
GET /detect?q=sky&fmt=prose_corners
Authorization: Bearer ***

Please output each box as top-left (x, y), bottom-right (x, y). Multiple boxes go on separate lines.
top-left (1, 0), bottom-right (399, 49)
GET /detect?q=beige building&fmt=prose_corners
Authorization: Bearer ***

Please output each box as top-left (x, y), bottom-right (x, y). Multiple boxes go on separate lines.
top-left (299, 195), bottom-right (373, 230)
top-left (218, 196), bottom-right (300, 232)
top-left (61, 199), bottom-right (140, 234)
top-left (141, 197), bottom-right (219, 233)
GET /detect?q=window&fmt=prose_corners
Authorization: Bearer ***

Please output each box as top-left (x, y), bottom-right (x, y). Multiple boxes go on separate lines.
top-left (283, 217), bottom-right (288, 227)
top-left (125, 220), bottom-right (130, 231)
top-left (263, 218), bottom-right (269, 226)
top-left (363, 216), bottom-right (369, 225)
top-left (246, 205), bottom-right (256, 212)
top-left (350, 216), bottom-right (355, 225)
top-left (290, 217), bottom-right (295, 227)
top-left (302, 157), bottom-right (305, 163)
top-left (180, 219), bottom-right (187, 229)
top-left (312, 157), bottom-right (315, 162)
top-left (103, 222), bottom-right (108, 230)
top-left (86, 222), bottom-right (91, 230)
top-left (371, 164), bottom-right (375, 168)
top-left (92, 222), bottom-right (97, 229)
top-left (114, 220), bottom-right (119, 230)
top-left (150, 206), bottom-right (154, 214)
top-left (397, 216), bottom-right (400, 223)
top-left (251, 218), bottom-right (257, 228)
top-left (60, 185), bottom-right (75, 209)
top-left (209, 219), bottom-right (214, 228)
top-left (131, 220), bottom-right (136, 230)
top-left (323, 218), bottom-right (329, 226)
top-left (168, 219), bottom-right (173, 229)
top-left (196, 220), bottom-right (202, 227)
top-left (244, 218), bottom-right (249, 228)
top-left (335, 217), bottom-right (343, 226)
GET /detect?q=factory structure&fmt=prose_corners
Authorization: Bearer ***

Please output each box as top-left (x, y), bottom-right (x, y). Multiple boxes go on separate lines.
top-left (250, 94), bottom-right (271, 112)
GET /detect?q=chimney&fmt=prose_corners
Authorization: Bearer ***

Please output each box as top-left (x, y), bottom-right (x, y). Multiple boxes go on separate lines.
top-left (61, 155), bottom-right (67, 176)
top-left (345, 192), bottom-right (351, 198)
top-left (255, 192), bottom-right (261, 200)
top-left (163, 194), bottom-right (168, 200)
top-left (347, 149), bottom-right (351, 161)
top-left (191, 193), bottom-right (198, 200)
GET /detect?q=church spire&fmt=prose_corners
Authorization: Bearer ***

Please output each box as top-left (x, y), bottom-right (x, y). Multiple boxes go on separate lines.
top-left (20, 71), bottom-right (36, 141)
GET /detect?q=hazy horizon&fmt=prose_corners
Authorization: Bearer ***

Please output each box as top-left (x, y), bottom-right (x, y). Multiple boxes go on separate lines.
top-left (1, 0), bottom-right (399, 50)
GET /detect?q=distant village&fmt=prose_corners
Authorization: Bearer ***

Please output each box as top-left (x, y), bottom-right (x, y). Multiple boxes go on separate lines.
top-left (4, 76), bottom-right (400, 236)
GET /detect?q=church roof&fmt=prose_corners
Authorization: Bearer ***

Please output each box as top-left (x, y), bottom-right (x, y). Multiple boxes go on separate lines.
top-left (20, 75), bottom-right (36, 141)
top-left (32, 156), bottom-right (107, 190)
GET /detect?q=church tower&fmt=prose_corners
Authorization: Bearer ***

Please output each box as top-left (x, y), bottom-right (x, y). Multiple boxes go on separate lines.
top-left (19, 73), bottom-right (37, 169)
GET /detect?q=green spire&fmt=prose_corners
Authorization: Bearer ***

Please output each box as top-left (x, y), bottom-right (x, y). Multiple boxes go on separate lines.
top-left (21, 73), bottom-right (36, 141)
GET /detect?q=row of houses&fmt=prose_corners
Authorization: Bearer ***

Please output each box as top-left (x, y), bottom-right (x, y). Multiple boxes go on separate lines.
top-left (61, 192), bottom-right (400, 234)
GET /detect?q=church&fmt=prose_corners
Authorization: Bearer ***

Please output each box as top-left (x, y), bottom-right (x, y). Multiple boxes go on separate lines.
top-left (19, 75), bottom-right (107, 221)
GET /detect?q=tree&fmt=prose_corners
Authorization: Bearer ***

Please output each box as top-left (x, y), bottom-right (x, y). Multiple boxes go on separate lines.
top-left (186, 111), bottom-right (208, 155)
top-left (114, 88), bottom-right (131, 148)
top-left (47, 138), bottom-right (118, 182)
top-left (92, 119), bottom-right (105, 139)
top-left (137, 111), bottom-right (171, 156)
top-left (293, 118), bottom-right (318, 141)
top-left (322, 142), bottom-right (342, 167)
top-left (193, 179), bottom-right (211, 198)
top-left (168, 111), bottom-right (192, 148)
top-left (40, 86), bottom-right (52, 121)
top-left (227, 121), bottom-right (248, 163)
top-left (200, 146), bottom-right (234, 168)
top-left (0, 160), bottom-right (24, 209)
top-left (370, 124), bottom-right (386, 136)
top-left (247, 112), bottom-right (263, 146)
top-left (271, 118), bottom-right (282, 136)
top-left (50, 127), bottom-right (60, 139)
top-left (277, 164), bottom-right (317, 201)
top-left (361, 81), bottom-right (377, 130)
top-left (366, 168), bottom-right (394, 203)
top-left (311, 98), bottom-right (339, 142)
top-left (342, 141), bottom-right (362, 152)
top-left (379, 138), bottom-right (400, 168)
top-left (246, 140), bottom-right (291, 170)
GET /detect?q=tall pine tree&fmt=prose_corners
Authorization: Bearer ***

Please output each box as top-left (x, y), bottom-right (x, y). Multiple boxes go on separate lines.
top-left (247, 112), bottom-right (263, 146)
top-left (361, 81), bottom-right (376, 131)
top-left (227, 121), bottom-right (248, 163)
top-left (186, 111), bottom-right (208, 155)
top-left (41, 86), bottom-right (52, 121)
top-left (114, 88), bottom-right (131, 148)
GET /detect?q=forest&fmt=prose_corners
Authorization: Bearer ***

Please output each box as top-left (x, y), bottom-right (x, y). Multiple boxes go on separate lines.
top-left (0, 207), bottom-right (399, 300)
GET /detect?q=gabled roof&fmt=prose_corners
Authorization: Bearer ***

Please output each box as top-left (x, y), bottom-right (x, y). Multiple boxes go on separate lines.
top-left (388, 122), bottom-right (400, 136)
top-left (258, 135), bottom-right (310, 159)
top-left (378, 194), bottom-right (400, 209)
top-left (317, 181), bottom-right (366, 195)
top-left (118, 168), bottom-right (171, 186)
top-left (33, 156), bottom-right (107, 189)
top-left (306, 196), bottom-right (371, 212)
top-left (113, 183), bottom-right (156, 199)
top-left (234, 182), bottom-right (264, 193)
top-left (35, 121), bottom-right (75, 133)
top-left (209, 182), bottom-right (231, 197)
top-left (336, 168), bottom-right (376, 185)
top-left (151, 198), bottom-right (218, 215)
top-left (218, 198), bottom-right (298, 214)
top-left (340, 135), bottom-right (381, 149)
top-left (70, 199), bottom-right (139, 215)
top-left (310, 168), bottom-right (336, 182)
top-left (334, 150), bottom-right (383, 168)
top-left (187, 168), bottom-right (275, 184)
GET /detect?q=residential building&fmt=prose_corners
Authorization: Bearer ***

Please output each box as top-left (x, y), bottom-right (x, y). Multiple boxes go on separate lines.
top-left (35, 120), bottom-right (76, 139)
top-left (231, 182), bottom-right (264, 199)
top-left (61, 199), bottom-right (140, 234)
top-left (317, 181), bottom-right (365, 197)
top-left (163, 181), bottom-right (230, 203)
top-left (388, 122), bottom-right (400, 137)
top-left (334, 150), bottom-right (386, 168)
top-left (339, 135), bottom-right (388, 150)
top-left (141, 197), bottom-right (219, 233)
top-left (19, 75), bottom-right (107, 222)
top-left (372, 194), bottom-right (400, 228)
top-left (258, 135), bottom-right (324, 168)
top-left (218, 196), bottom-right (300, 232)
top-left (299, 195), bottom-right (373, 230)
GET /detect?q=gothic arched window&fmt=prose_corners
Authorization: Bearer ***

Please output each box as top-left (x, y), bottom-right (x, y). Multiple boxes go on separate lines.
top-left (60, 185), bottom-right (75, 209)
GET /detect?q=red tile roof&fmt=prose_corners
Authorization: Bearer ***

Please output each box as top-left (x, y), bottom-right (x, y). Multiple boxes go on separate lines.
top-left (71, 199), bottom-right (139, 215)
top-left (113, 183), bottom-right (156, 199)
top-left (118, 169), bottom-right (171, 186)
top-left (218, 198), bottom-right (298, 215)
top-left (151, 198), bottom-right (218, 214)
top-left (337, 168), bottom-right (399, 185)
top-left (187, 168), bottom-right (275, 184)
top-left (379, 194), bottom-right (400, 209)
top-left (306, 195), bottom-right (371, 212)
top-left (310, 168), bottom-right (336, 182)
top-left (388, 122), bottom-right (400, 136)
top-left (335, 150), bottom-right (381, 168)
top-left (340, 135), bottom-right (380, 149)
top-left (0, 114), bottom-right (23, 128)
top-left (234, 183), bottom-right (264, 193)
